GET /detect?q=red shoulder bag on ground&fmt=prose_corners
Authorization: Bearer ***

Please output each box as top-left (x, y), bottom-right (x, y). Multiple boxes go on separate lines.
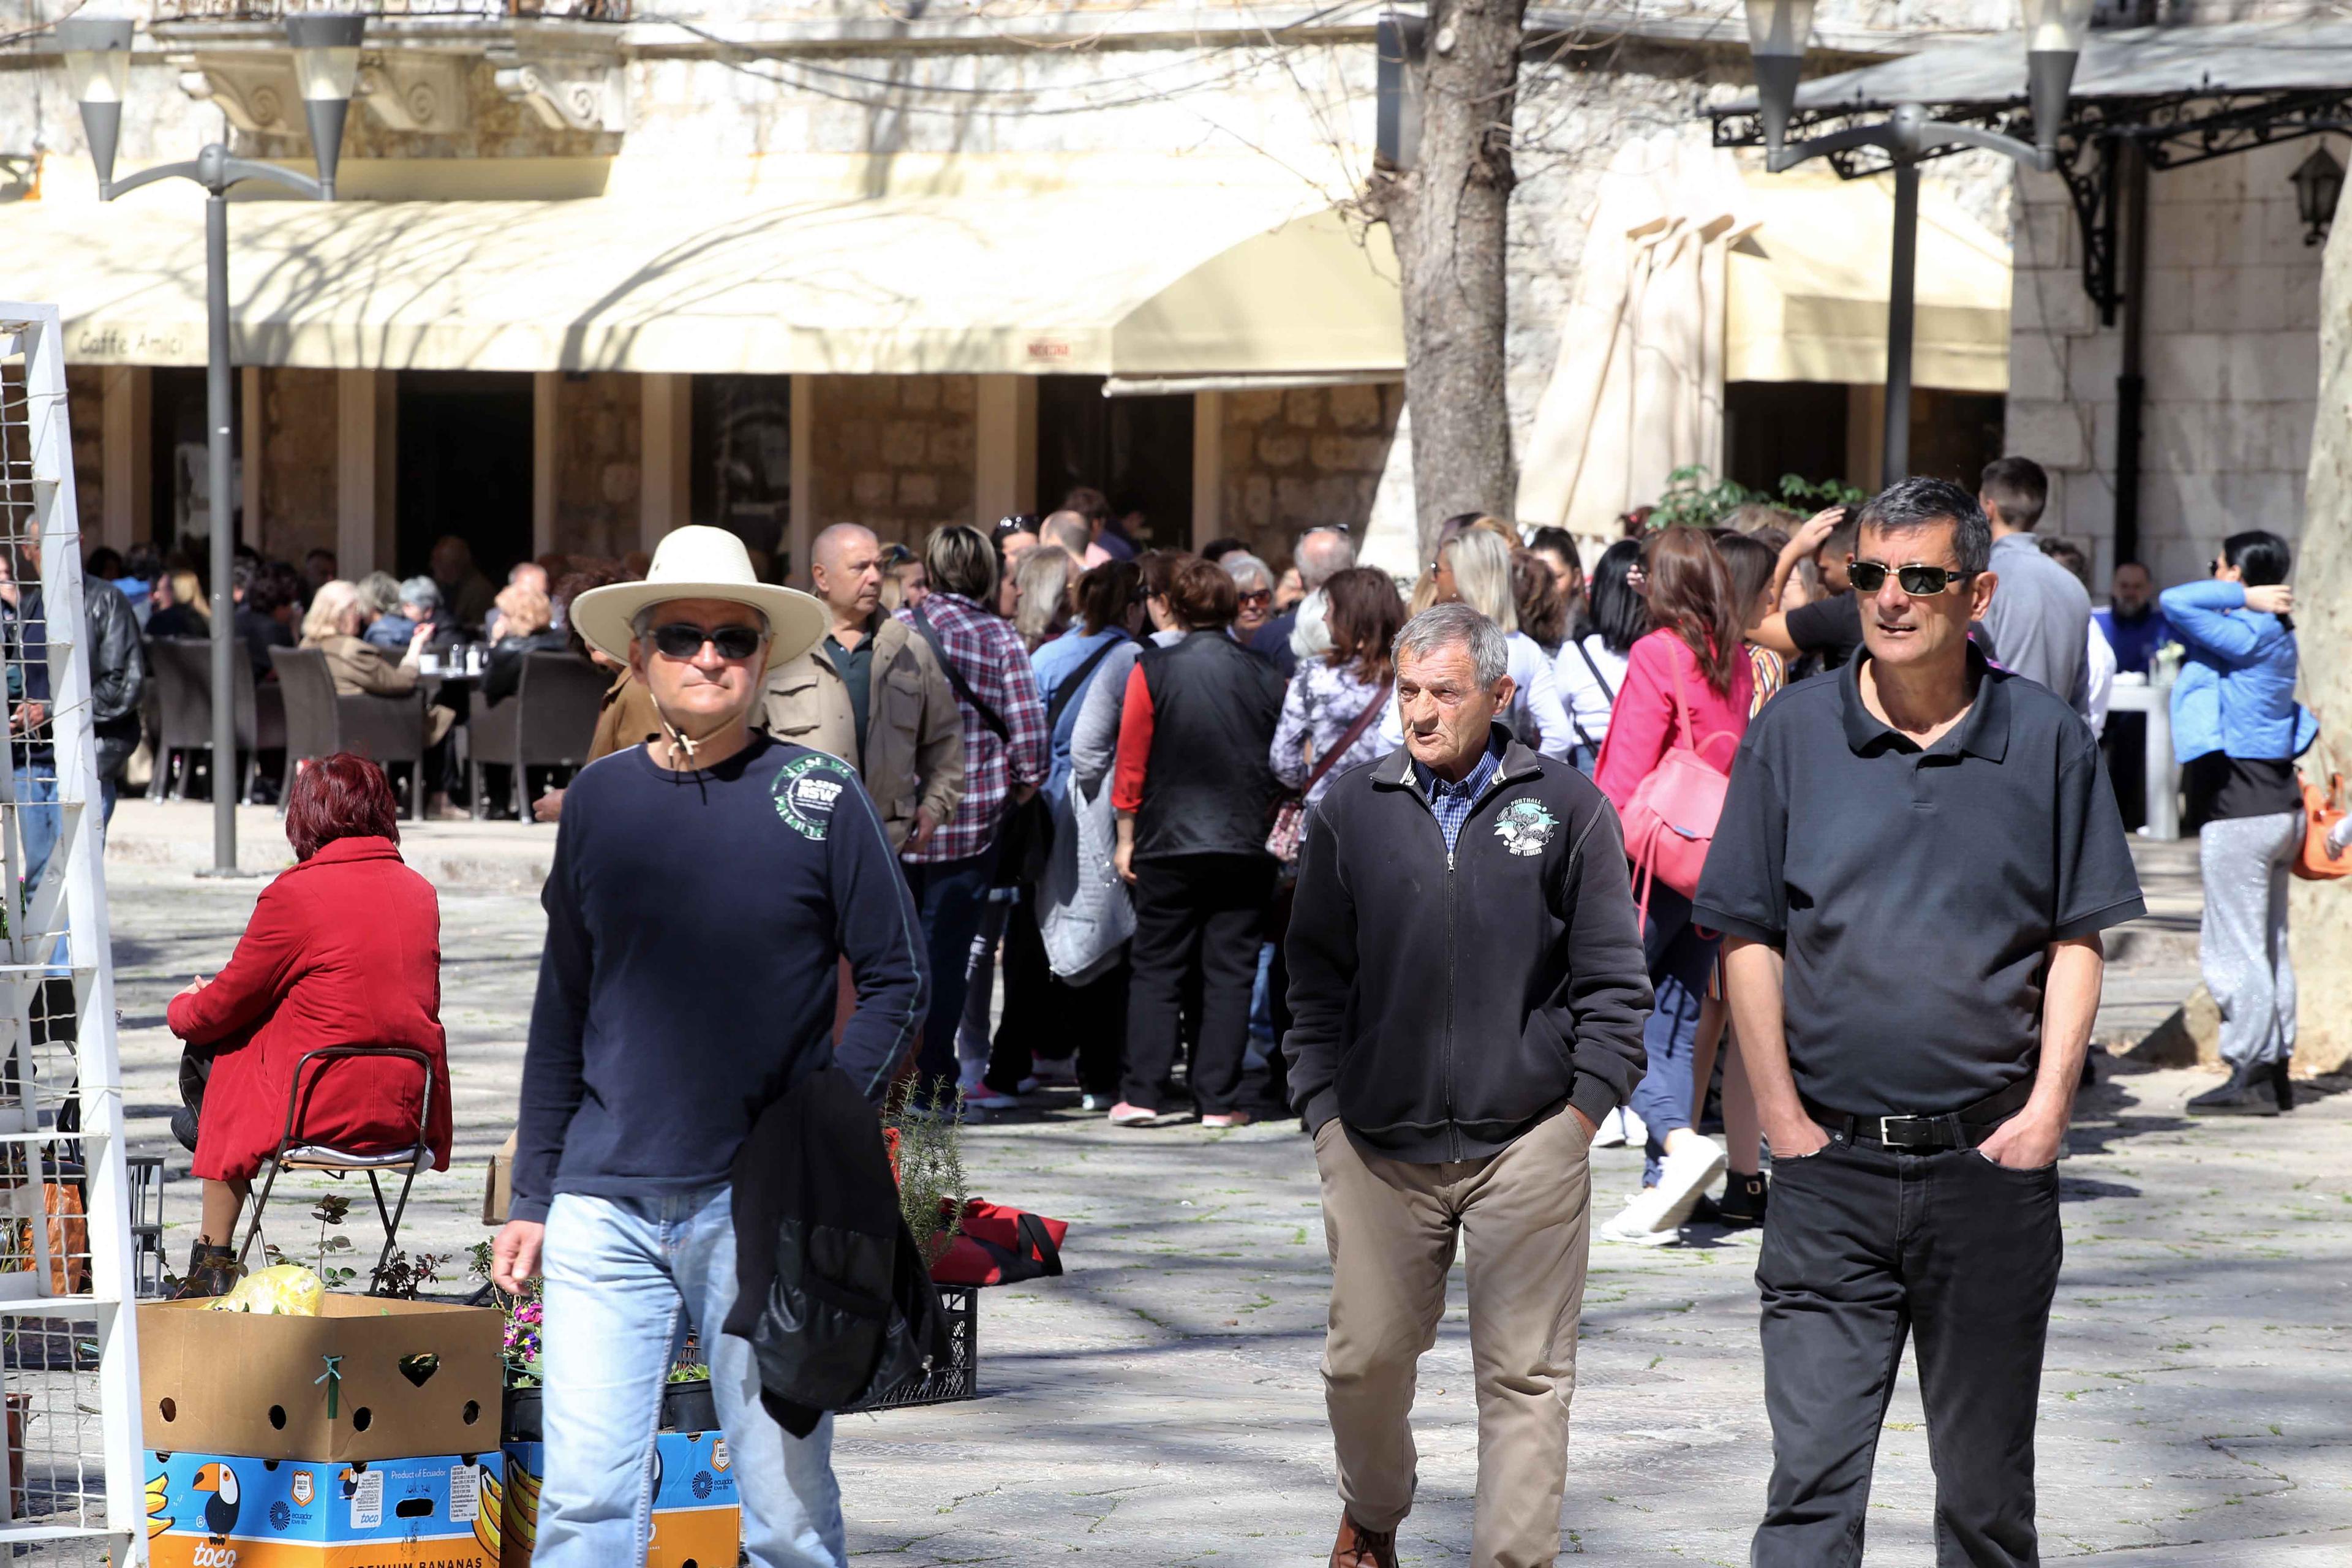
top-left (929, 1199), bottom-right (1070, 1287)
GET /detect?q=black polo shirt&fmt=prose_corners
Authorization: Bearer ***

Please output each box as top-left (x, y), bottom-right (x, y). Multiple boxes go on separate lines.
top-left (1693, 644), bottom-right (2144, 1116)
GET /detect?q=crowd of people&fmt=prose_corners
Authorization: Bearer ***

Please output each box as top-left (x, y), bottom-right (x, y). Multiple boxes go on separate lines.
top-left (89, 445), bottom-right (2323, 1568)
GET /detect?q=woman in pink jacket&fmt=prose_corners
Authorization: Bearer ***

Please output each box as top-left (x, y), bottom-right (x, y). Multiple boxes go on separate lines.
top-left (1593, 527), bottom-right (1753, 1243)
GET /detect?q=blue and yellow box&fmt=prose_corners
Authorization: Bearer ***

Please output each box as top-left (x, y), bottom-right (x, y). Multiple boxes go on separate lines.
top-left (145, 1448), bottom-right (504, 1567)
top-left (500, 1432), bottom-right (739, 1568)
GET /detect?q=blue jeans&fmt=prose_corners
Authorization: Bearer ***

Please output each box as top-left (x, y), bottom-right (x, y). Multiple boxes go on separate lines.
top-left (1629, 884), bottom-right (1719, 1186)
top-left (902, 850), bottom-right (997, 1091)
top-left (537, 1187), bottom-right (845, 1568)
top-left (13, 766), bottom-right (58, 895)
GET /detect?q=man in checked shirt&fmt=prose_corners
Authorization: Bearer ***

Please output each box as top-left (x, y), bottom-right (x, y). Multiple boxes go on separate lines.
top-left (894, 522), bottom-right (1049, 1104)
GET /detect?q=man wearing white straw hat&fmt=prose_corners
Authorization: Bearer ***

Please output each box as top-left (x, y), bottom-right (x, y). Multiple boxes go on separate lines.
top-left (493, 526), bottom-right (928, 1568)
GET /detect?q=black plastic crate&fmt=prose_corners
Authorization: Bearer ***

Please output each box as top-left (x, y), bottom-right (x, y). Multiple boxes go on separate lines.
top-left (846, 1284), bottom-right (976, 1413)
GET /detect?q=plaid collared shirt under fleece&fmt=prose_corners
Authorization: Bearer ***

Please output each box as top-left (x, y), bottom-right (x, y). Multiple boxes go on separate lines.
top-left (895, 592), bottom-right (1049, 865)
top-left (1411, 739), bottom-right (1504, 858)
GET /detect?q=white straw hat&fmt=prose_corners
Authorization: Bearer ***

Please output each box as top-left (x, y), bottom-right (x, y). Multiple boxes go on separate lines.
top-left (570, 526), bottom-right (826, 667)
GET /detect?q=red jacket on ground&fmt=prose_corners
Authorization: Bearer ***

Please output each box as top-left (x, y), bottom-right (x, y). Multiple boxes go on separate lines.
top-left (167, 836), bottom-right (454, 1183)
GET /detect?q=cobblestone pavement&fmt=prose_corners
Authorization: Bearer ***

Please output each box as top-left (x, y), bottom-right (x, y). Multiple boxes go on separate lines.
top-left (102, 807), bottom-right (2352, 1565)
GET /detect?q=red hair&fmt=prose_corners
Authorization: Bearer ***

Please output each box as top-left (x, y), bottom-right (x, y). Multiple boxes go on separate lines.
top-left (284, 753), bottom-right (401, 861)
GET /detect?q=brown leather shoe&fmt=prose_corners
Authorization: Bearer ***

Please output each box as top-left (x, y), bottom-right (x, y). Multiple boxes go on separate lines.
top-left (1330, 1514), bottom-right (1398, 1568)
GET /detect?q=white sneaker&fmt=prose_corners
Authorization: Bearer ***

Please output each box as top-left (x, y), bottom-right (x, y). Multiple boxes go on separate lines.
top-left (963, 1087), bottom-right (1021, 1112)
top-left (1591, 1106), bottom-right (1648, 1149)
top-left (1600, 1136), bottom-right (1725, 1245)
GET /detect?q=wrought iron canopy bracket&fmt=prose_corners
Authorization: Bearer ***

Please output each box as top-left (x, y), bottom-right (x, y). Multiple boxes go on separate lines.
top-left (1712, 84), bottom-right (2352, 319)
top-left (2057, 132), bottom-right (2125, 328)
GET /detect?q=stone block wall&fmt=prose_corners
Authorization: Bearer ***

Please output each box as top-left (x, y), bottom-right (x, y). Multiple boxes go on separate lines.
top-left (2011, 140), bottom-right (2325, 587)
top-left (806, 375), bottom-right (976, 546)
top-left (552, 373), bottom-right (643, 562)
top-left (1220, 383), bottom-right (1401, 563)
top-left (257, 369), bottom-right (339, 565)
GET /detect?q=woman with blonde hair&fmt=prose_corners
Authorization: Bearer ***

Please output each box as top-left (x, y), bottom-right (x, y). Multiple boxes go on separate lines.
top-left (146, 568), bottom-right (211, 639)
top-left (1012, 545), bottom-right (1076, 651)
top-left (1399, 524), bottom-right (1576, 758)
top-left (300, 580), bottom-right (459, 815)
top-left (1406, 513), bottom-right (1515, 615)
top-left (481, 582), bottom-right (568, 703)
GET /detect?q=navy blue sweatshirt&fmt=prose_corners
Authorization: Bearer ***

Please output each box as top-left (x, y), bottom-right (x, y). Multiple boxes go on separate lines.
top-left (511, 734), bottom-right (927, 1224)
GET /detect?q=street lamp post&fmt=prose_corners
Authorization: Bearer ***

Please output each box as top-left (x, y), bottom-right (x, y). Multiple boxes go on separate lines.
top-left (56, 13), bottom-right (364, 876)
top-left (1740, 0), bottom-right (2091, 481)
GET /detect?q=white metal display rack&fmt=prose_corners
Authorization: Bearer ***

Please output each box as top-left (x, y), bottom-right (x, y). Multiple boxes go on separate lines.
top-left (0, 301), bottom-right (145, 1566)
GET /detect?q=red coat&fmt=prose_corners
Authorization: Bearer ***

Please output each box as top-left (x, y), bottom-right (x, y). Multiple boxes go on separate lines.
top-left (167, 837), bottom-right (453, 1183)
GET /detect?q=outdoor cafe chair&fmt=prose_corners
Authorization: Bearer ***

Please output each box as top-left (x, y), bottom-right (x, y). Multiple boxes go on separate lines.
top-left (146, 637), bottom-right (285, 802)
top-left (467, 650), bottom-right (605, 820)
top-left (269, 646), bottom-right (429, 818)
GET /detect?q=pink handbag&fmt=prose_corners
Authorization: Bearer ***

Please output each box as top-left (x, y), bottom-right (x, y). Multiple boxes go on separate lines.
top-left (1619, 649), bottom-right (1739, 919)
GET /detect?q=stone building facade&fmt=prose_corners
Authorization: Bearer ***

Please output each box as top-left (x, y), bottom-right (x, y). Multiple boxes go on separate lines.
top-left (2013, 138), bottom-right (2328, 587)
top-left (805, 375), bottom-right (978, 546)
top-left (19, 0), bottom-right (2019, 581)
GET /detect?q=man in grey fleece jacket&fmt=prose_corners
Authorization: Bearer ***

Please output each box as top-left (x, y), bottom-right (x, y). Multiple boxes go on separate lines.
top-left (1283, 603), bottom-right (1651, 1568)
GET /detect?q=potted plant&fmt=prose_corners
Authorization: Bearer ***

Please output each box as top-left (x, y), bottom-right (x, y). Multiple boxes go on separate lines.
top-left (882, 1080), bottom-right (967, 1267)
top-left (662, 1355), bottom-right (716, 1434)
top-left (469, 1243), bottom-right (544, 1441)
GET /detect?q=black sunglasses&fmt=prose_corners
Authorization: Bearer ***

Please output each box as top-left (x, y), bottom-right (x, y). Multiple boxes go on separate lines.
top-left (1237, 588), bottom-right (1273, 606)
top-left (1847, 560), bottom-right (1975, 597)
top-left (649, 622), bottom-right (765, 661)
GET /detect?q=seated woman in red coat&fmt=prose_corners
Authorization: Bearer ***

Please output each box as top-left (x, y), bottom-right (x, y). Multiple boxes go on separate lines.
top-left (167, 753), bottom-right (453, 1297)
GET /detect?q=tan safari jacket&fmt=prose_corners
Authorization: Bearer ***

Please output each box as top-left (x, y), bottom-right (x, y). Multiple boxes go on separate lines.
top-left (760, 614), bottom-right (965, 850)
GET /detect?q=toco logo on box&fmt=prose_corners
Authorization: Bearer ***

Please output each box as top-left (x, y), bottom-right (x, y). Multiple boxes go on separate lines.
top-left (145, 1449), bottom-right (504, 1568)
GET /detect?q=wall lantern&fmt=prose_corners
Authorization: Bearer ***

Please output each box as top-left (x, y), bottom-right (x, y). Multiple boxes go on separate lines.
top-left (2292, 143), bottom-right (2345, 246)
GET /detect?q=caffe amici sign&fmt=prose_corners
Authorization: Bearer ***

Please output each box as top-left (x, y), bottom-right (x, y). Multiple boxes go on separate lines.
top-left (69, 323), bottom-right (194, 361)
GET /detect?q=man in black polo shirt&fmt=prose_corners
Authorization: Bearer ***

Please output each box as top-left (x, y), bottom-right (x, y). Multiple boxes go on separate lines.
top-left (1695, 477), bottom-right (2143, 1568)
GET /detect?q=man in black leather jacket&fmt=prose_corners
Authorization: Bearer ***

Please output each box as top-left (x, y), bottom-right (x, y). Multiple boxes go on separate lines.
top-left (2, 535), bottom-right (144, 885)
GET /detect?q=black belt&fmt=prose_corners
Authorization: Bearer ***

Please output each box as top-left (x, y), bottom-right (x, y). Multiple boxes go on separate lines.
top-left (1800, 1076), bottom-right (2038, 1152)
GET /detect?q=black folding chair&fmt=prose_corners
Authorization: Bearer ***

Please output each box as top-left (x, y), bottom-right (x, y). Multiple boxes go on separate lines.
top-left (235, 1046), bottom-right (434, 1294)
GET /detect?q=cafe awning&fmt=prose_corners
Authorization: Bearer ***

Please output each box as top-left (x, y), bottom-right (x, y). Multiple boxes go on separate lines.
top-left (1725, 169), bottom-right (2010, 393)
top-left (21, 180), bottom-right (1404, 379)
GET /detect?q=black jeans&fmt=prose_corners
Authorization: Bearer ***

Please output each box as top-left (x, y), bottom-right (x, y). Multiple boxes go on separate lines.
top-left (2103, 711), bottom-right (2147, 832)
top-left (1121, 853), bottom-right (1275, 1115)
top-left (1754, 1136), bottom-right (2062, 1568)
top-left (987, 895), bottom-right (1129, 1097)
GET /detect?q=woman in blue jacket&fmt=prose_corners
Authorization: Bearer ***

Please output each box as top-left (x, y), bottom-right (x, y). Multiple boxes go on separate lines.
top-left (2162, 530), bottom-right (2312, 1116)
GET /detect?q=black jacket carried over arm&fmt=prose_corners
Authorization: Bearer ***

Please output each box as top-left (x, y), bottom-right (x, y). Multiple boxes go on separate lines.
top-left (1283, 729), bottom-right (1653, 1163)
top-left (724, 1065), bottom-right (949, 1437)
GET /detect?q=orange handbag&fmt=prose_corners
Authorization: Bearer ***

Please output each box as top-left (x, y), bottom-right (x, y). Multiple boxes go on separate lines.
top-left (2292, 771), bottom-right (2351, 881)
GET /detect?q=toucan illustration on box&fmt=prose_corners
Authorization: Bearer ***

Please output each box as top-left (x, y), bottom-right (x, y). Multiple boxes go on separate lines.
top-left (191, 1461), bottom-right (242, 1539)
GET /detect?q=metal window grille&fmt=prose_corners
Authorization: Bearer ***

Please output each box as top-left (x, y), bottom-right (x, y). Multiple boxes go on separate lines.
top-left (0, 304), bottom-right (145, 1566)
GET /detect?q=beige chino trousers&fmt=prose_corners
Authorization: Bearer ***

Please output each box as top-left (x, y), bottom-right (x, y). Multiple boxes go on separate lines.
top-left (1314, 1107), bottom-right (1594, 1568)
